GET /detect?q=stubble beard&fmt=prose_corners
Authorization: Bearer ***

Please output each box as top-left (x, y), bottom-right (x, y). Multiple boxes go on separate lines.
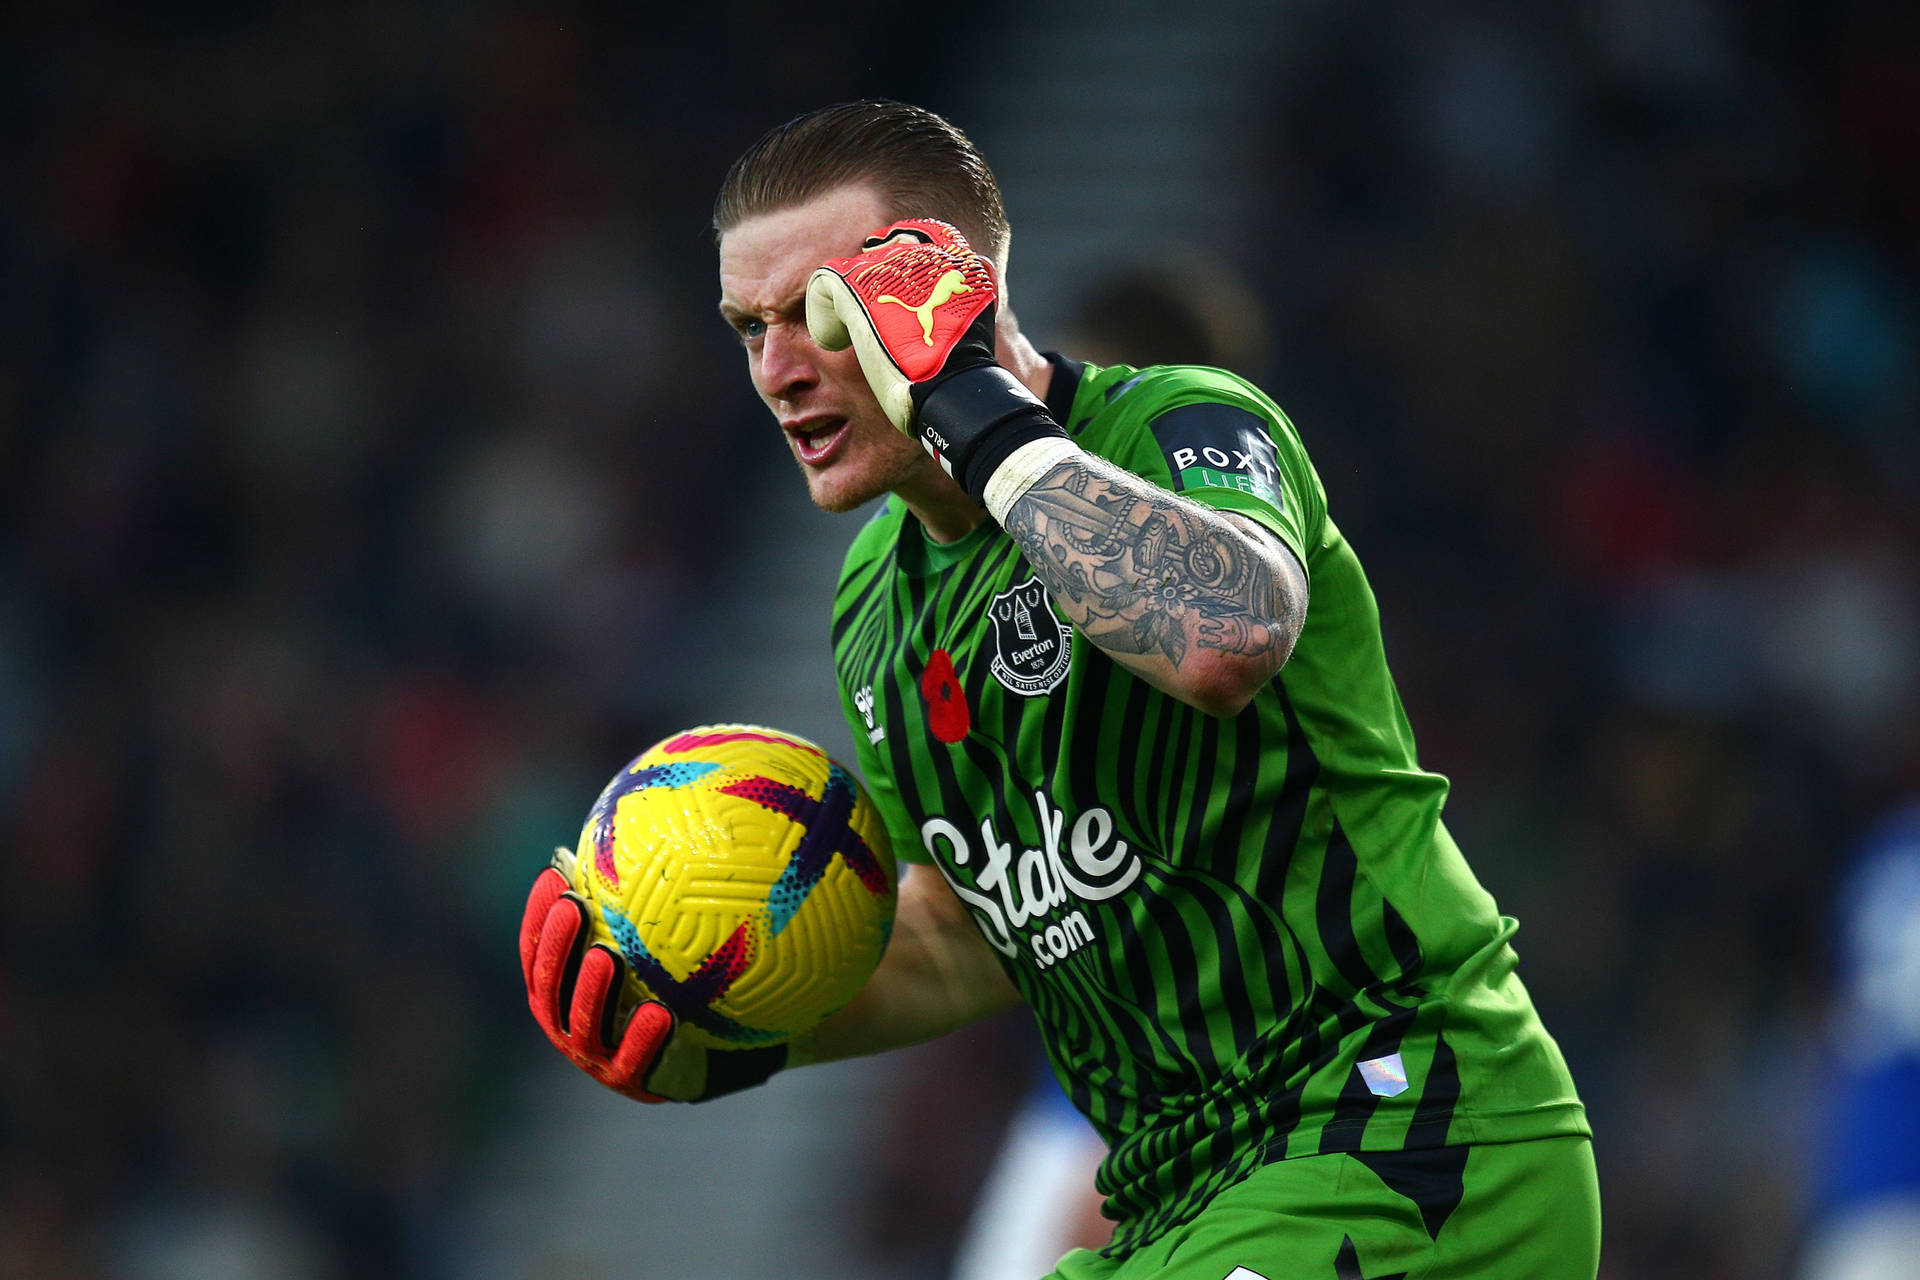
top-left (800, 428), bottom-right (929, 514)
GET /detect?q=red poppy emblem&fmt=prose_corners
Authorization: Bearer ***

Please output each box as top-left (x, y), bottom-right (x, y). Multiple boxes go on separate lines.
top-left (920, 648), bottom-right (970, 743)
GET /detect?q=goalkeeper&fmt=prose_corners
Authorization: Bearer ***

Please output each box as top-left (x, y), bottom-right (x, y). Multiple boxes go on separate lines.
top-left (521, 101), bottom-right (1599, 1279)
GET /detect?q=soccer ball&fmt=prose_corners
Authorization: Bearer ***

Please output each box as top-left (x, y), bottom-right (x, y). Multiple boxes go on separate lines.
top-left (566, 724), bottom-right (897, 1051)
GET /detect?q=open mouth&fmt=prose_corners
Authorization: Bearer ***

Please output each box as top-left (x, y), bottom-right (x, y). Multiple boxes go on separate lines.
top-left (789, 418), bottom-right (849, 465)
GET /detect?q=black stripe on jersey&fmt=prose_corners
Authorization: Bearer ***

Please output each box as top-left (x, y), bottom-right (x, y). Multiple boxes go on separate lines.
top-left (1181, 717), bottom-right (1284, 1151)
top-left (1112, 676), bottom-right (1154, 840)
top-left (1215, 711), bottom-right (1290, 1058)
top-left (1253, 687), bottom-right (1319, 908)
top-left (1405, 1030), bottom-right (1460, 1151)
top-left (1381, 898), bottom-right (1426, 993)
top-left (832, 569), bottom-right (887, 682)
top-left (1207, 710), bottom-right (1264, 885)
top-left (1317, 820), bottom-right (1391, 999)
top-left (1168, 719), bottom-right (1277, 1074)
top-left (876, 655), bottom-right (926, 827)
top-left (1150, 698), bottom-right (1195, 842)
top-left (1176, 713), bottom-right (1219, 869)
top-left (1246, 962), bottom-right (1331, 1162)
top-left (831, 551), bottom-right (893, 649)
top-left (1354, 1144), bottom-right (1470, 1243)
top-left (1139, 691), bottom-right (1177, 839)
top-left (956, 724), bottom-right (1007, 823)
top-left (1103, 919), bottom-right (1192, 1222)
top-left (1239, 693), bottom-right (1322, 1162)
top-left (1315, 1003), bottom-right (1417, 1154)
top-left (838, 597), bottom-right (894, 698)
top-left (900, 551), bottom-right (934, 653)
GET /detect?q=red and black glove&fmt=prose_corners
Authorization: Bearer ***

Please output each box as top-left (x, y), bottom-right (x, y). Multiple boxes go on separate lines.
top-left (805, 219), bottom-right (1069, 506)
top-left (517, 854), bottom-right (787, 1103)
top-left (519, 862), bottom-right (676, 1102)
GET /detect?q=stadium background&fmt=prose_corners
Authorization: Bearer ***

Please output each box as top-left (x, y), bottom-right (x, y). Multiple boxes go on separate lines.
top-left (3, 2), bottom-right (1916, 1277)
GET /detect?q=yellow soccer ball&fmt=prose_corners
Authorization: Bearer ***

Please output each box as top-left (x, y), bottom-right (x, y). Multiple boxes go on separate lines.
top-left (567, 724), bottom-right (897, 1050)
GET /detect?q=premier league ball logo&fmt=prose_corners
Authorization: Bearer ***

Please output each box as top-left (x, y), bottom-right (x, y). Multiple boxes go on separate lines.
top-left (988, 575), bottom-right (1072, 696)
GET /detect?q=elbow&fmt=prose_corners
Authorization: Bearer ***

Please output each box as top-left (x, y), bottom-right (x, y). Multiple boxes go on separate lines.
top-left (1181, 646), bottom-right (1290, 718)
top-left (1183, 611), bottom-right (1300, 716)
top-left (1190, 685), bottom-right (1257, 719)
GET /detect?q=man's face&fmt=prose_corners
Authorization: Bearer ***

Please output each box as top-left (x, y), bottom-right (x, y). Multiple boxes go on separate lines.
top-left (718, 183), bottom-right (935, 513)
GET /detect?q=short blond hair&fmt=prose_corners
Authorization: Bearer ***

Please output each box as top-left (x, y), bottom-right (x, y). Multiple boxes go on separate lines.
top-left (713, 100), bottom-right (1009, 264)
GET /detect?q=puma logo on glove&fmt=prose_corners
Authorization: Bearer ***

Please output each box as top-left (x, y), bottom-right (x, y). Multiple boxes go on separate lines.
top-left (878, 268), bottom-right (975, 346)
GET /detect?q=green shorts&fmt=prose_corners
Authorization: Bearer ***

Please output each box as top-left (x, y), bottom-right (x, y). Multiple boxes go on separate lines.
top-left (1046, 1136), bottom-right (1599, 1280)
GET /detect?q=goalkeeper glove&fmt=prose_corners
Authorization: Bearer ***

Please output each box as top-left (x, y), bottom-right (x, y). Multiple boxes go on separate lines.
top-left (517, 851), bottom-right (787, 1103)
top-left (805, 219), bottom-right (1070, 510)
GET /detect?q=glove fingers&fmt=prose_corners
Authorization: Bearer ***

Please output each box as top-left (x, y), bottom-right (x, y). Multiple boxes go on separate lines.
top-left (612, 1000), bottom-right (674, 1072)
top-left (571, 943), bottom-right (627, 1055)
top-left (518, 867), bottom-right (573, 989)
top-left (610, 1001), bottom-right (675, 1094)
top-left (530, 893), bottom-right (588, 1035)
top-left (804, 269), bottom-right (855, 352)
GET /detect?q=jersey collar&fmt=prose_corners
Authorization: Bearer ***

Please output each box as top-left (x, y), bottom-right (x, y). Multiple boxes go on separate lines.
top-left (1042, 352), bottom-right (1086, 430)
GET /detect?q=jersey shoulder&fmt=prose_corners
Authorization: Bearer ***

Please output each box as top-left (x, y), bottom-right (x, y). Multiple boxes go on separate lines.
top-left (1070, 361), bottom-right (1293, 438)
top-left (1070, 360), bottom-right (1327, 559)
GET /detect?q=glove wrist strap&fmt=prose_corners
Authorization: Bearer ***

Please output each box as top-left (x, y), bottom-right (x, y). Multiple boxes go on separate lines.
top-left (914, 365), bottom-right (1070, 506)
top-left (982, 436), bottom-right (1080, 523)
top-left (692, 1042), bottom-right (789, 1102)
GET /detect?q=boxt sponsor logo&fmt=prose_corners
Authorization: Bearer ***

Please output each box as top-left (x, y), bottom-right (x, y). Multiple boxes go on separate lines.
top-left (920, 791), bottom-right (1142, 968)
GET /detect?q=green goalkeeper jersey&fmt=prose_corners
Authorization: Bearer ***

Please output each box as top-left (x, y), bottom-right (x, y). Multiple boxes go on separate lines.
top-left (832, 357), bottom-right (1588, 1254)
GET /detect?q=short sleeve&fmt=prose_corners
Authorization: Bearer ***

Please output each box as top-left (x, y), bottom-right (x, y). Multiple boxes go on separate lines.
top-left (1089, 367), bottom-right (1325, 576)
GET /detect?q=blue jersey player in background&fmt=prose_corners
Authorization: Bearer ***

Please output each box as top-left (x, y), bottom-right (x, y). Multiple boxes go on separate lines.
top-left (1800, 800), bottom-right (1920, 1280)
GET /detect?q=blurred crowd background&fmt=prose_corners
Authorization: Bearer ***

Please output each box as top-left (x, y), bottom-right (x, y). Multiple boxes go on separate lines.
top-left (3, 2), bottom-right (1917, 1278)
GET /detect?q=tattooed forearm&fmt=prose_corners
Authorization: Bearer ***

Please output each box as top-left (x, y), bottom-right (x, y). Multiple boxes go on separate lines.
top-left (1000, 456), bottom-right (1300, 677)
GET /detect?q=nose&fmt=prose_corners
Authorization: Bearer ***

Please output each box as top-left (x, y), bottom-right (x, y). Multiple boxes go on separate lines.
top-left (755, 321), bottom-right (819, 403)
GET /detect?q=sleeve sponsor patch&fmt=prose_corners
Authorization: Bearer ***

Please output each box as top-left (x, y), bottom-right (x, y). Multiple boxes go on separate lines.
top-left (1148, 401), bottom-right (1285, 509)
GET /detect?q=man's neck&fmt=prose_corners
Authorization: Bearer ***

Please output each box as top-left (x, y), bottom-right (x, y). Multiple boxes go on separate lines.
top-left (998, 326), bottom-right (1054, 406)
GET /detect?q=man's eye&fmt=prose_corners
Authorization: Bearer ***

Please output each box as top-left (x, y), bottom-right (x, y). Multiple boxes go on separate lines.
top-left (738, 318), bottom-right (766, 341)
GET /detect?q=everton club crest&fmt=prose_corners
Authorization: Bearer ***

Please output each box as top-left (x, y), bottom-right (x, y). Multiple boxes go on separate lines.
top-left (988, 575), bottom-right (1072, 696)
